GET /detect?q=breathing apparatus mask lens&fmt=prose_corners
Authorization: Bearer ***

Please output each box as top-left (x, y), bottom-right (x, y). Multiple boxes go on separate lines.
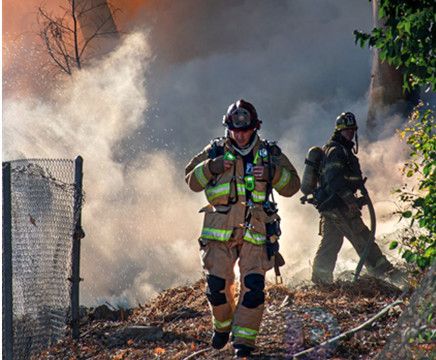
top-left (229, 108), bottom-right (252, 129)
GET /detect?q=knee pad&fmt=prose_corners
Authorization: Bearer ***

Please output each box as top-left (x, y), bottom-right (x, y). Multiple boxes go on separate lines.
top-left (205, 275), bottom-right (227, 306)
top-left (242, 273), bottom-right (265, 308)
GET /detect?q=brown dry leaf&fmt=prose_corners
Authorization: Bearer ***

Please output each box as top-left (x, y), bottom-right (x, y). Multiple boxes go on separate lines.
top-left (190, 343), bottom-right (196, 351)
top-left (154, 347), bottom-right (166, 355)
top-left (127, 339), bottom-right (134, 346)
top-left (415, 343), bottom-right (435, 352)
top-left (112, 350), bottom-right (128, 360)
top-left (29, 214), bottom-right (37, 226)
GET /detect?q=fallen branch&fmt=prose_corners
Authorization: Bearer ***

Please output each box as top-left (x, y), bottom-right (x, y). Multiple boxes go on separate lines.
top-left (182, 346), bottom-right (212, 360)
top-left (291, 299), bottom-right (404, 359)
top-left (267, 294), bottom-right (291, 314)
top-left (79, 322), bottom-right (101, 338)
top-left (104, 301), bottom-right (117, 311)
top-left (280, 295), bottom-right (290, 308)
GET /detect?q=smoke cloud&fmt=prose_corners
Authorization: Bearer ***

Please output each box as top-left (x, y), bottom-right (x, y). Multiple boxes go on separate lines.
top-left (4, 0), bottom-right (421, 306)
top-left (4, 33), bottom-right (204, 305)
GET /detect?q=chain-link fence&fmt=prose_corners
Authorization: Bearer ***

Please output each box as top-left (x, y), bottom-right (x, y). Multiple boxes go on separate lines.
top-left (2, 157), bottom-right (84, 360)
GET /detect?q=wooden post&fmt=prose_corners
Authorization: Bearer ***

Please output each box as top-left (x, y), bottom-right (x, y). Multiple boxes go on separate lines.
top-left (3, 162), bottom-right (13, 360)
top-left (71, 156), bottom-right (84, 340)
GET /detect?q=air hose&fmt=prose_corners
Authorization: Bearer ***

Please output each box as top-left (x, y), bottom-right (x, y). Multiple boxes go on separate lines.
top-left (353, 183), bottom-right (376, 282)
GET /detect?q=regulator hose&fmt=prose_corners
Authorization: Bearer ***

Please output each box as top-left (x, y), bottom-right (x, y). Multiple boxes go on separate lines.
top-left (353, 184), bottom-right (376, 282)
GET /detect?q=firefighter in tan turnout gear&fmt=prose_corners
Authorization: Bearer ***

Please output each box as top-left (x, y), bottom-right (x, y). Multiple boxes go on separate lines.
top-left (309, 112), bottom-right (396, 284)
top-left (185, 100), bottom-right (300, 358)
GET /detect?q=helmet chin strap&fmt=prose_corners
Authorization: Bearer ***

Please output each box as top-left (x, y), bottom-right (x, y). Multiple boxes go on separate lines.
top-left (353, 130), bottom-right (359, 154)
top-left (227, 131), bottom-right (258, 156)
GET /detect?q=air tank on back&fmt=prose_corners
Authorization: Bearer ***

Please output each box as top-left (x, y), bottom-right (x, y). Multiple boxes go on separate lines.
top-left (300, 146), bottom-right (324, 195)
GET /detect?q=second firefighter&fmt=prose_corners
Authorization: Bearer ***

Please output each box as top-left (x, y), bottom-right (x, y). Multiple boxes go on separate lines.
top-left (310, 112), bottom-right (398, 284)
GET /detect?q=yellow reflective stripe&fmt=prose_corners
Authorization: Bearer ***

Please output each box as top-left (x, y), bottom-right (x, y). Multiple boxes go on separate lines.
top-left (252, 190), bottom-right (266, 203)
top-left (232, 325), bottom-right (258, 340)
top-left (206, 183), bottom-right (230, 201)
top-left (336, 124), bottom-right (356, 130)
top-left (206, 183), bottom-right (246, 201)
top-left (202, 227), bottom-right (232, 242)
top-left (213, 317), bottom-right (232, 330)
top-left (194, 163), bottom-right (208, 187)
top-left (274, 168), bottom-right (291, 191)
top-left (243, 230), bottom-right (266, 245)
top-left (237, 183), bottom-right (246, 196)
top-left (344, 175), bottom-right (361, 181)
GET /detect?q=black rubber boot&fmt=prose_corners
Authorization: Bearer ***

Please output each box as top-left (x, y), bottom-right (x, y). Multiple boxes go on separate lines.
top-left (386, 268), bottom-right (409, 287)
top-left (311, 273), bottom-right (333, 286)
top-left (211, 331), bottom-right (230, 350)
top-left (234, 344), bottom-right (254, 358)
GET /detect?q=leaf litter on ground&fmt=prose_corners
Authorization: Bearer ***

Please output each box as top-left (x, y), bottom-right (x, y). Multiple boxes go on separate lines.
top-left (33, 275), bottom-right (410, 360)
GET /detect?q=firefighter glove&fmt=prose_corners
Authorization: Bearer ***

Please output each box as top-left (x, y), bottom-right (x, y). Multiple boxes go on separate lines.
top-left (253, 164), bottom-right (276, 181)
top-left (356, 196), bottom-right (367, 209)
top-left (208, 156), bottom-right (225, 175)
top-left (266, 239), bottom-right (279, 260)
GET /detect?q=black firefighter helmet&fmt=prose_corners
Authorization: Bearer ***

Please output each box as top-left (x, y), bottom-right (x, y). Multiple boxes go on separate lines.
top-left (223, 99), bottom-right (262, 130)
top-left (335, 111), bottom-right (359, 153)
top-left (335, 112), bottom-right (358, 131)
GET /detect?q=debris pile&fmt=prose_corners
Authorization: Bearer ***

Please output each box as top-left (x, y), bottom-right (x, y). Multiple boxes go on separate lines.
top-left (33, 276), bottom-right (413, 359)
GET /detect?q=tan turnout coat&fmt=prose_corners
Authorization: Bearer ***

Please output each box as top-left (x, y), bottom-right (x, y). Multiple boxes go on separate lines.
top-left (185, 136), bottom-right (300, 245)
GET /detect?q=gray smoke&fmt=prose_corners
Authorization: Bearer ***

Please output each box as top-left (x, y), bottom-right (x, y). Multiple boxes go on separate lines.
top-left (4, 0), bottom-right (415, 306)
top-left (117, 0), bottom-right (373, 159)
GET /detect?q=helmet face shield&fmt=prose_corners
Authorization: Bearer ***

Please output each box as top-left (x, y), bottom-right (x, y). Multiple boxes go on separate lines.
top-left (229, 108), bottom-right (253, 130)
top-left (223, 99), bottom-right (260, 130)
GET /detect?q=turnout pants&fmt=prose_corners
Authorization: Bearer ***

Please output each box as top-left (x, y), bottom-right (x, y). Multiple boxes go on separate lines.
top-left (312, 210), bottom-right (393, 284)
top-left (200, 231), bottom-right (274, 348)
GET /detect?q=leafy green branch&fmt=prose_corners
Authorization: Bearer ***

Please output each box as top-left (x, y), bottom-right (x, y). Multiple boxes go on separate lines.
top-left (354, 0), bottom-right (436, 92)
top-left (390, 105), bottom-right (435, 270)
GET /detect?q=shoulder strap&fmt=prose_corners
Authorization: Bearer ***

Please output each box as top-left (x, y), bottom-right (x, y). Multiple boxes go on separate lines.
top-left (262, 139), bottom-right (281, 156)
top-left (324, 141), bottom-right (350, 165)
top-left (262, 140), bottom-right (278, 203)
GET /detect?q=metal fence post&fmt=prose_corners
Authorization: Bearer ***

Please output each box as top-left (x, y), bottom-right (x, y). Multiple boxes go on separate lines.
top-left (71, 156), bottom-right (84, 340)
top-left (3, 162), bottom-right (13, 360)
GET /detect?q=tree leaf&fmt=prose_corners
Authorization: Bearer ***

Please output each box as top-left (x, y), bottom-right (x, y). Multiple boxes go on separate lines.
top-left (404, 21), bottom-right (411, 35)
top-left (402, 210), bottom-right (413, 218)
top-left (389, 241), bottom-right (399, 250)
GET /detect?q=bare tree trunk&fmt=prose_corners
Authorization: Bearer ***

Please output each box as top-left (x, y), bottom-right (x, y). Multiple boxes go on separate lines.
top-left (72, 0), bottom-right (82, 70)
top-left (367, 0), bottom-right (416, 137)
